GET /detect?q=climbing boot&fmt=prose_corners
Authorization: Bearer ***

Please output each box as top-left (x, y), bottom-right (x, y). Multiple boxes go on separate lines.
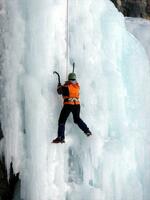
top-left (52, 137), bottom-right (65, 143)
top-left (85, 130), bottom-right (92, 137)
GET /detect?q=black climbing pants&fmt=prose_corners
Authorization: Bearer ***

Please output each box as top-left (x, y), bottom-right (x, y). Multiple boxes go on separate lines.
top-left (58, 104), bottom-right (89, 139)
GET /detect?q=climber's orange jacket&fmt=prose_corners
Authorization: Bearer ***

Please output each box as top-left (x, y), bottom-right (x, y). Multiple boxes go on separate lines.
top-left (57, 81), bottom-right (80, 105)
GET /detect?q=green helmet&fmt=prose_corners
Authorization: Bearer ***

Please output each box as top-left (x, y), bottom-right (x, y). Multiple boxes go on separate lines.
top-left (68, 73), bottom-right (76, 80)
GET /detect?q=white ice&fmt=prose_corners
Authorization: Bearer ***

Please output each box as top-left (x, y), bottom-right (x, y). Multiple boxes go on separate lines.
top-left (125, 17), bottom-right (150, 61)
top-left (0, 0), bottom-right (150, 200)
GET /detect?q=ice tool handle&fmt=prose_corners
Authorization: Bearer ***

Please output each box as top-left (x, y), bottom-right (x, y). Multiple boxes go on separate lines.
top-left (72, 62), bottom-right (75, 73)
top-left (53, 71), bottom-right (61, 85)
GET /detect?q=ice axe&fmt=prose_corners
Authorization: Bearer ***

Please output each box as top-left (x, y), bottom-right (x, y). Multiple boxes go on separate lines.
top-left (72, 62), bottom-right (75, 73)
top-left (53, 71), bottom-right (61, 85)
top-left (53, 62), bottom-right (75, 84)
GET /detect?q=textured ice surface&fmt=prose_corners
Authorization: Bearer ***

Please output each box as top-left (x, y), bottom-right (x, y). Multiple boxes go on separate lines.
top-left (125, 17), bottom-right (150, 61)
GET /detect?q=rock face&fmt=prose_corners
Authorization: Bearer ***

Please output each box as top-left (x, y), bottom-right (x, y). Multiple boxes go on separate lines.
top-left (0, 158), bottom-right (19, 200)
top-left (0, 123), bottom-right (4, 140)
top-left (0, 159), bottom-right (10, 200)
top-left (111, 0), bottom-right (150, 18)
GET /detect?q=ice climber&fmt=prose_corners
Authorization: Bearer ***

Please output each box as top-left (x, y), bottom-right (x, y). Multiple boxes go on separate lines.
top-left (52, 72), bottom-right (92, 143)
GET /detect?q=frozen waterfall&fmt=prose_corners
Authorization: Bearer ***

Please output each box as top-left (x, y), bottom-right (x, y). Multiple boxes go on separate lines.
top-left (0, 0), bottom-right (150, 200)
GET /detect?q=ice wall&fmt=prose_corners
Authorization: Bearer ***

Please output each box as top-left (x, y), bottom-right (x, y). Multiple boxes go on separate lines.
top-left (1, 0), bottom-right (150, 200)
top-left (0, 0), bottom-right (24, 173)
top-left (125, 17), bottom-right (150, 60)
